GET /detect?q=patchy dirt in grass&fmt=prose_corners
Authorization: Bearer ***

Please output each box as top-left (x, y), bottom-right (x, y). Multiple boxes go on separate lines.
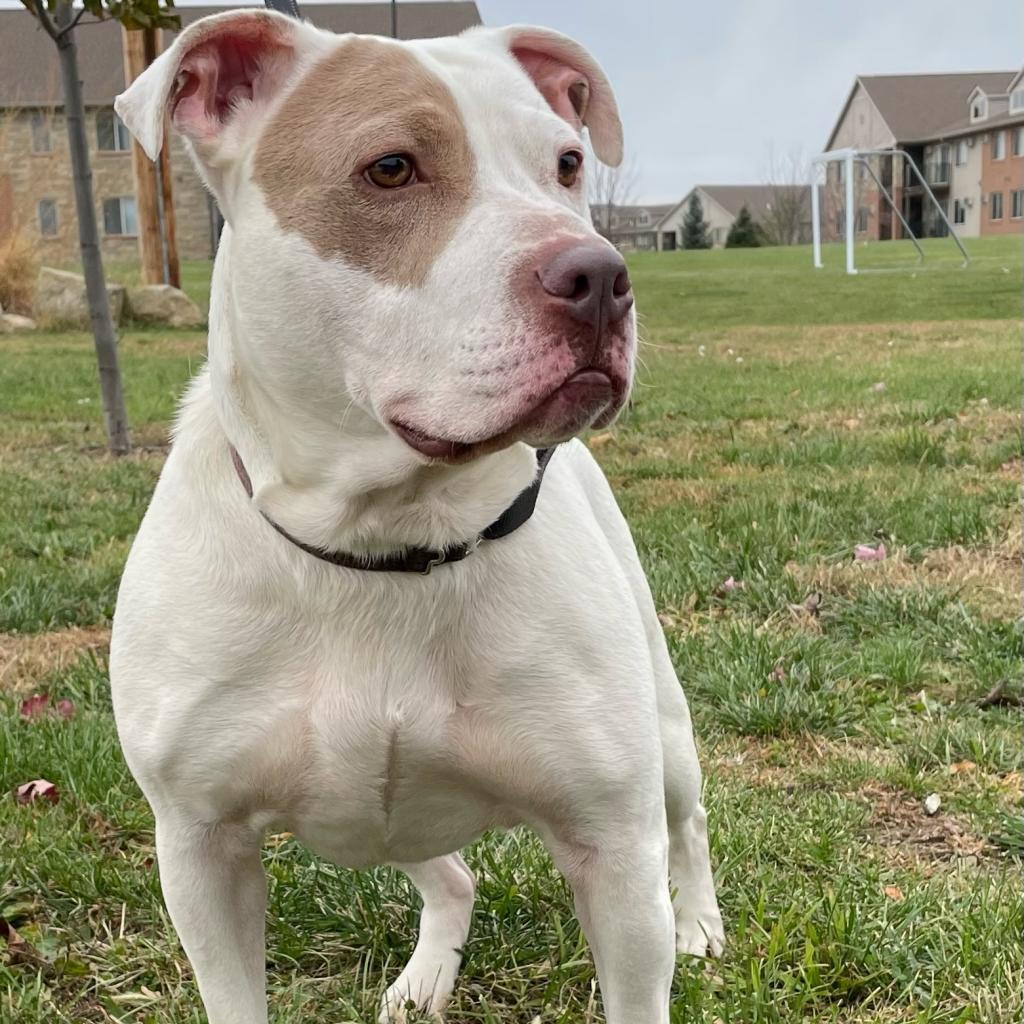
top-left (858, 783), bottom-right (993, 868)
top-left (0, 627), bottom-right (110, 695)
top-left (788, 523), bottom-right (1022, 619)
top-left (708, 733), bottom-right (898, 788)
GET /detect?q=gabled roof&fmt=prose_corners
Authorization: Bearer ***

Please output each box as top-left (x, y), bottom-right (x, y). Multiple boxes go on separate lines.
top-left (694, 184), bottom-right (808, 222)
top-left (0, 3), bottom-right (482, 108)
top-left (825, 70), bottom-right (1017, 149)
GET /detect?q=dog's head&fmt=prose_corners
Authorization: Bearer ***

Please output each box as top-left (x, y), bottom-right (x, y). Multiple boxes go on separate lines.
top-left (117, 10), bottom-right (635, 462)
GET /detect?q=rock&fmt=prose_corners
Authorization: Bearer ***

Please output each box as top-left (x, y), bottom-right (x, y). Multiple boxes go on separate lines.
top-left (923, 793), bottom-right (941, 817)
top-left (126, 284), bottom-right (204, 328)
top-left (0, 313), bottom-right (37, 332)
top-left (36, 267), bottom-right (124, 327)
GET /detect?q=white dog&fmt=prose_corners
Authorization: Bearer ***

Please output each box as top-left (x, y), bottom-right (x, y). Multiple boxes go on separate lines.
top-left (110, 10), bottom-right (724, 1023)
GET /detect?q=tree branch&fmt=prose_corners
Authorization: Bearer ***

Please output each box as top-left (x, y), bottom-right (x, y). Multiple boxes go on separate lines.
top-left (55, 6), bottom-right (90, 39)
top-left (27, 0), bottom-right (60, 40)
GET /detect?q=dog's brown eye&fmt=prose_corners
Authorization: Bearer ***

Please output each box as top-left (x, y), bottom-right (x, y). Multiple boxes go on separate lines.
top-left (558, 150), bottom-right (582, 187)
top-left (365, 154), bottom-right (415, 189)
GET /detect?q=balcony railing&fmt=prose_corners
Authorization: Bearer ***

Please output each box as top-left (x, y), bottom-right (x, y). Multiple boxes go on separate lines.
top-left (926, 162), bottom-right (951, 186)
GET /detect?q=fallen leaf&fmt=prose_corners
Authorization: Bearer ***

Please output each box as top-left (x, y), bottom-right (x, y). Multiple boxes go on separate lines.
top-left (716, 576), bottom-right (742, 595)
top-left (588, 433), bottom-right (613, 449)
top-left (871, 381), bottom-right (887, 393)
top-left (854, 542), bottom-right (887, 562)
top-left (15, 780), bottom-right (59, 805)
top-left (883, 885), bottom-right (904, 902)
top-left (923, 793), bottom-right (941, 817)
top-left (803, 592), bottom-right (823, 616)
top-left (19, 694), bottom-right (50, 720)
top-left (949, 760), bottom-right (977, 775)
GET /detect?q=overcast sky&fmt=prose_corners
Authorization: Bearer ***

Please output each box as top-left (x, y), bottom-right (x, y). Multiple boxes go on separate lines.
top-left (7, 0), bottom-right (1021, 201)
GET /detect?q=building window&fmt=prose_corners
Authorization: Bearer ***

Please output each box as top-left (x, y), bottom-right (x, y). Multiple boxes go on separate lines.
top-left (955, 140), bottom-right (969, 165)
top-left (102, 196), bottom-right (138, 236)
top-left (855, 207), bottom-right (869, 232)
top-left (30, 111), bottom-right (51, 153)
top-left (1011, 89), bottom-right (1024, 113)
top-left (992, 131), bottom-right (1006, 160)
top-left (971, 95), bottom-right (988, 121)
top-left (37, 198), bottom-right (58, 236)
top-left (990, 191), bottom-right (1003, 220)
top-left (96, 109), bottom-right (131, 152)
top-left (953, 199), bottom-right (966, 224)
top-left (1013, 127), bottom-right (1024, 157)
top-left (1012, 189), bottom-right (1024, 219)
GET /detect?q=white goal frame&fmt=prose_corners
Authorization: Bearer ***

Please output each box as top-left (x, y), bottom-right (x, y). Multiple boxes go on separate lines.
top-left (810, 147), bottom-right (969, 274)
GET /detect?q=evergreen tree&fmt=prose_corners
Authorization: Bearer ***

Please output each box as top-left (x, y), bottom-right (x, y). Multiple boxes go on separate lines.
top-left (681, 193), bottom-right (712, 249)
top-left (725, 205), bottom-right (762, 248)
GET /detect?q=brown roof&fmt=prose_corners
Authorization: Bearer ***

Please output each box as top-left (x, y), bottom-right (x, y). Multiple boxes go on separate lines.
top-left (696, 185), bottom-right (808, 221)
top-left (826, 70), bottom-right (1018, 148)
top-left (0, 2), bottom-right (482, 108)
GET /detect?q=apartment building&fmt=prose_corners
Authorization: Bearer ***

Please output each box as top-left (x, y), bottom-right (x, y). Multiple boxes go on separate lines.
top-left (822, 68), bottom-right (1024, 241)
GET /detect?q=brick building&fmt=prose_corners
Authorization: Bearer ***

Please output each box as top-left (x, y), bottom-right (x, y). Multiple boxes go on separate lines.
top-left (822, 68), bottom-right (1024, 242)
top-left (0, 3), bottom-right (481, 263)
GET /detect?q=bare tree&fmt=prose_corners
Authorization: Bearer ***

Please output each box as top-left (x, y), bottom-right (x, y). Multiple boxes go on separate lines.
top-left (760, 144), bottom-right (811, 246)
top-left (22, 0), bottom-right (179, 453)
top-left (587, 152), bottom-right (639, 241)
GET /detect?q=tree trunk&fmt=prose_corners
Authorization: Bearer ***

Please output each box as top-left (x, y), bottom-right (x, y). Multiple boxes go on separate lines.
top-left (55, 2), bottom-right (131, 454)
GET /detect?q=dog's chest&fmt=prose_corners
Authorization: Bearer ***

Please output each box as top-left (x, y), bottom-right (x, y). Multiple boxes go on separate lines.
top-left (227, 634), bottom-right (528, 868)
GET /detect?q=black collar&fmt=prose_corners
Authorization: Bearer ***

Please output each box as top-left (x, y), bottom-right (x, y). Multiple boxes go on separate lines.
top-left (230, 446), bottom-right (557, 574)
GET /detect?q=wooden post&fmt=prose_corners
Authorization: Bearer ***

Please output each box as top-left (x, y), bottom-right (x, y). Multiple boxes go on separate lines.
top-left (144, 28), bottom-right (181, 289)
top-left (122, 26), bottom-right (163, 284)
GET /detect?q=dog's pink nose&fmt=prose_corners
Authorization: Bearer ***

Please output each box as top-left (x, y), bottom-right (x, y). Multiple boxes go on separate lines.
top-left (536, 240), bottom-right (634, 328)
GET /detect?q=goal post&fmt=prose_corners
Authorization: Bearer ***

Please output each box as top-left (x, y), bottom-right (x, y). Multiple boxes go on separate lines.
top-left (810, 147), bottom-right (969, 274)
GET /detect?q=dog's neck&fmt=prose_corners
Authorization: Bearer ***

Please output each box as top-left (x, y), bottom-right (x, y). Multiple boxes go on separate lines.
top-left (201, 250), bottom-right (538, 558)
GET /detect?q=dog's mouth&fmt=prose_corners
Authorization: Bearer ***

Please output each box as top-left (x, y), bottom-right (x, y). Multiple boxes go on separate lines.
top-left (391, 367), bottom-right (620, 463)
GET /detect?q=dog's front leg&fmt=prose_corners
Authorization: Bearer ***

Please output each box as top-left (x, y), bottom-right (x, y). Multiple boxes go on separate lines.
top-left (155, 816), bottom-right (268, 1024)
top-left (546, 829), bottom-right (675, 1024)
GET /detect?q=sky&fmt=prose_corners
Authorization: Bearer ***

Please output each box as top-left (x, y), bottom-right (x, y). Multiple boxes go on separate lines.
top-left (6, 0), bottom-right (1022, 202)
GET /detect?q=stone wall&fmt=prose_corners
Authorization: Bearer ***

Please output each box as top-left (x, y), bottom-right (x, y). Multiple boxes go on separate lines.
top-left (0, 106), bottom-right (216, 263)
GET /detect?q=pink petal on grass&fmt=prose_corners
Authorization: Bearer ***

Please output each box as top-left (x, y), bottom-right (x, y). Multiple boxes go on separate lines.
top-left (19, 694), bottom-right (50, 720)
top-left (854, 542), bottom-right (887, 562)
top-left (769, 665), bottom-right (788, 682)
top-left (719, 576), bottom-right (742, 593)
top-left (15, 780), bottom-right (59, 805)
top-left (55, 699), bottom-right (75, 720)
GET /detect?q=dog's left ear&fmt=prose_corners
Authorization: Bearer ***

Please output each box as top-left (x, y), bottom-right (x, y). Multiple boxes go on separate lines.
top-left (502, 25), bottom-right (623, 167)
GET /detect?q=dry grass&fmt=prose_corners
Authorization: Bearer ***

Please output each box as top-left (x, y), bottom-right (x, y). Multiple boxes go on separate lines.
top-left (0, 626), bottom-right (110, 696)
top-left (788, 521), bottom-right (1022, 620)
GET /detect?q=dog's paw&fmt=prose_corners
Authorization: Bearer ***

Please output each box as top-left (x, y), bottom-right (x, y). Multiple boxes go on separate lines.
top-left (378, 961), bottom-right (456, 1023)
top-left (675, 905), bottom-right (726, 959)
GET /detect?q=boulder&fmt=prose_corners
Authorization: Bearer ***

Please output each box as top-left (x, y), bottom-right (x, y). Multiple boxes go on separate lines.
top-left (36, 266), bottom-right (125, 327)
top-left (0, 312), bottom-right (38, 332)
top-left (126, 283), bottom-right (205, 328)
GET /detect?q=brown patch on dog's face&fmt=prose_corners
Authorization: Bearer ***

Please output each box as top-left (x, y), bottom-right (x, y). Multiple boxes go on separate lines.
top-left (254, 37), bottom-right (475, 287)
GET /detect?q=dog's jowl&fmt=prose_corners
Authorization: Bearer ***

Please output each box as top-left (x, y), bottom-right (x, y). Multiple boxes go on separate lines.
top-left (110, 11), bottom-right (724, 1022)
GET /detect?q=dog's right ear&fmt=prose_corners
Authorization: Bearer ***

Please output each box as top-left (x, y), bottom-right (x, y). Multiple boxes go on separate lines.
top-left (115, 9), bottom-right (326, 165)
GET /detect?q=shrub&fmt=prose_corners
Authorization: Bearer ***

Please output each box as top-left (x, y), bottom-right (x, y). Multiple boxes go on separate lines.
top-left (0, 226), bottom-right (40, 315)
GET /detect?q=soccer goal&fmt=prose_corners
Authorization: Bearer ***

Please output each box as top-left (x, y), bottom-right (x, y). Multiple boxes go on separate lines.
top-left (810, 147), bottom-right (969, 274)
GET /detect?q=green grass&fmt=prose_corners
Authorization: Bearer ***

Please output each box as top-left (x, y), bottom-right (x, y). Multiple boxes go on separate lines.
top-left (2, 237), bottom-right (1021, 1022)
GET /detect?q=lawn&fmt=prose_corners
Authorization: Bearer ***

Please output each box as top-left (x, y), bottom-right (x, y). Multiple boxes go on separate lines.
top-left (1, 236), bottom-right (1021, 1023)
